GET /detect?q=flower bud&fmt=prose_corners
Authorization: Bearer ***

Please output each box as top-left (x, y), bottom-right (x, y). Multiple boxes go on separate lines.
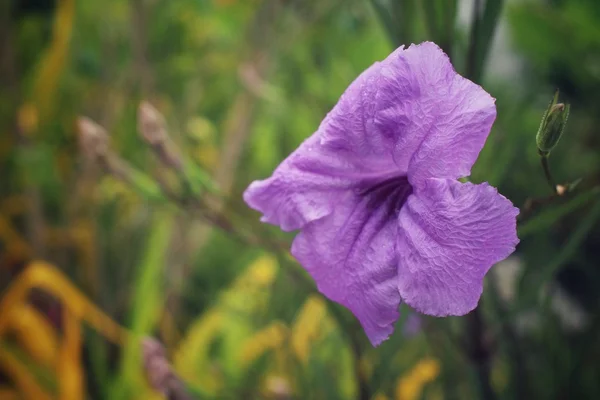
top-left (138, 102), bottom-right (183, 170)
top-left (77, 117), bottom-right (109, 161)
top-left (138, 102), bottom-right (167, 146)
top-left (142, 337), bottom-right (171, 395)
top-left (536, 90), bottom-right (570, 155)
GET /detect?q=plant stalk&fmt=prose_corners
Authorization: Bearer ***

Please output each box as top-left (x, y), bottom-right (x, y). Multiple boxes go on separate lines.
top-left (540, 154), bottom-right (558, 194)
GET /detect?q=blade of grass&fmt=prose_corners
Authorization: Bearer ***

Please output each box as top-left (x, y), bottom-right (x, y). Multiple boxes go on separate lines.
top-left (517, 199), bottom-right (600, 307)
top-left (368, 0), bottom-right (401, 46)
top-left (443, 0), bottom-right (458, 57)
top-left (109, 212), bottom-right (174, 400)
top-left (466, 0), bottom-right (504, 82)
top-left (392, 0), bottom-right (417, 46)
top-left (422, 1), bottom-right (440, 42)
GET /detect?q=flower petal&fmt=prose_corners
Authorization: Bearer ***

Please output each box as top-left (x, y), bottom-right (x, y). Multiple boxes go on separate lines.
top-left (405, 76), bottom-right (496, 186)
top-left (245, 43), bottom-right (497, 231)
top-left (373, 42), bottom-right (496, 185)
top-left (397, 178), bottom-right (519, 316)
top-left (243, 135), bottom-right (337, 232)
top-left (244, 57), bottom-right (400, 231)
top-left (291, 186), bottom-right (409, 346)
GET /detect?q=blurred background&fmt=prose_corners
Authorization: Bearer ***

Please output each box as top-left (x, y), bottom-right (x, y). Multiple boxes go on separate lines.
top-left (1, 0), bottom-right (600, 399)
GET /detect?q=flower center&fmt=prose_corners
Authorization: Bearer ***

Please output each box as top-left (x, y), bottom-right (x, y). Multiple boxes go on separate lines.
top-left (359, 175), bottom-right (413, 214)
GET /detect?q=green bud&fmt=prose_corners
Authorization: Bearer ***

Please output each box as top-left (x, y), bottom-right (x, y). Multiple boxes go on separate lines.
top-left (536, 90), bottom-right (570, 155)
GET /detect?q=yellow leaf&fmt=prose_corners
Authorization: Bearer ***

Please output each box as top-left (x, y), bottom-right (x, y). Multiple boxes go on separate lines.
top-left (31, 0), bottom-right (75, 124)
top-left (0, 347), bottom-right (53, 400)
top-left (7, 304), bottom-right (59, 368)
top-left (291, 295), bottom-right (328, 364)
top-left (0, 262), bottom-right (134, 400)
top-left (0, 261), bottom-right (128, 346)
top-left (221, 254), bottom-right (278, 314)
top-left (0, 215), bottom-right (32, 261)
top-left (414, 358), bottom-right (440, 381)
top-left (239, 321), bottom-right (288, 367)
top-left (173, 310), bottom-right (224, 394)
top-left (395, 358), bottom-right (441, 400)
top-left (173, 254), bottom-right (280, 394)
top-left (57, 310), bottom-right (83, 400)
top-left (237, 254), bottom-right (278, 287)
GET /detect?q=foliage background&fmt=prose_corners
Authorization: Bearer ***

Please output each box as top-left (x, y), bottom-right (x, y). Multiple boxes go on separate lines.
top-left (1, 0), bottom-right (600, 399)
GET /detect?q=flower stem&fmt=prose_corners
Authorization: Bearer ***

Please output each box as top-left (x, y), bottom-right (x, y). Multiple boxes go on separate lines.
top-left (540, 154), bottom-right (558, 194)
top-left (466, 307), bottom-right (497, 400)
top-left (488, 275), bottom-right (529, 400)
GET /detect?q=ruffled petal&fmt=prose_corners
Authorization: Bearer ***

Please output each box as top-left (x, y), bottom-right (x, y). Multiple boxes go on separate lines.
top-left (244, 42), bottom-right (496, 231)
top-left (373, 42), bottom-right (496, 185)
top-left (405, 75), bottom-right (496, 186)
top-left (244, 57), bottom-right (400, 231)
top-left (291, 182), bottom-right (411, 346)
top-left (243, 136), bottom-right (336, 232)
top-left (397, 178), bottom-right (519, 316)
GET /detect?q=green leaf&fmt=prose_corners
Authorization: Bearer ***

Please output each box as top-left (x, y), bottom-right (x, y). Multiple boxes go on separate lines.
top-left (465, 0), bottom-right (504, 82)
top-left (128, 168), bottom-right (167, 203)
top-left (109, 213), bottom-right (174, 400)
top-left (517, 197), bottom-right (600, 307)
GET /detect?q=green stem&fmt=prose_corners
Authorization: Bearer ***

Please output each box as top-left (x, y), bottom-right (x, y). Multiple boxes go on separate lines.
top-left (465, 0), bottom-right (483, 80)
top-left (466, 308), bottom-right (497, 400)
top-left (540, 154), bottom-right (558, 194)
top-left (488, 275), bottom-right (528, 399)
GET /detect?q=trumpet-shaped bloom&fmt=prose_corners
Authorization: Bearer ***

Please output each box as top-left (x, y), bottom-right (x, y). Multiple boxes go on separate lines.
top-left (244, 42), bottom-right (519, 346)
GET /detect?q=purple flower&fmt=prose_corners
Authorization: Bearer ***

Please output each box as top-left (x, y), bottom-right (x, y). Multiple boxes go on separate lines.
top-left (243, 42), bottom-right (519, 346)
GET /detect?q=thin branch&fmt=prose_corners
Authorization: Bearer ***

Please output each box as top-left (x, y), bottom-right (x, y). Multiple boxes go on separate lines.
top-left (540, 154), bottom-right (558, 194)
